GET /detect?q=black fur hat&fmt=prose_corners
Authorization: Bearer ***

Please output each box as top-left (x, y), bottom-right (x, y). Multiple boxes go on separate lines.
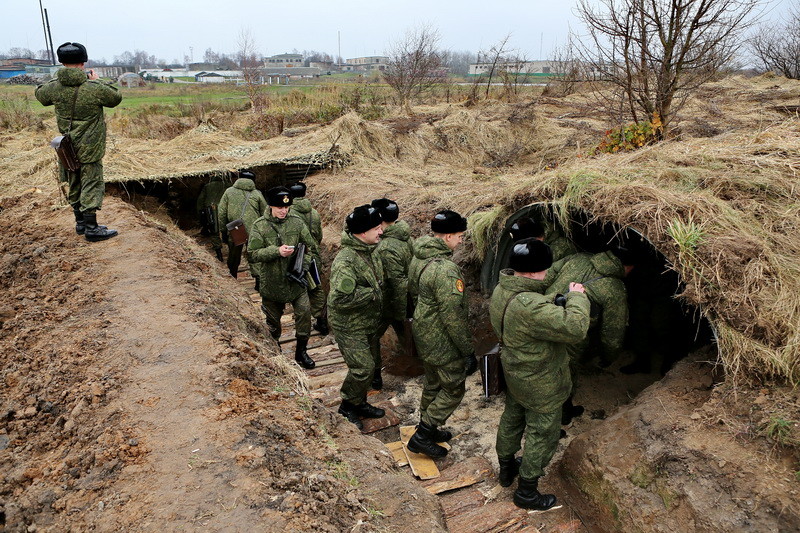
top-left (346, 204), bottom-right (383, 234)
top-left (431, 210), bottom-right (467, 234)
top-left (238, 169), bottom-right (256, 180)
top-left (57, 42), bottom-right (88, 64)
top-left (509, 217), bottom-right (545, 242)
top-left (509, 238), bottom-right (553, 273)
top-left (371, 198), bottom-right (399, 223)
top-left (289, 182), bottom-right (307, 198)
top-left (267, 186), bottom-right (293, 207)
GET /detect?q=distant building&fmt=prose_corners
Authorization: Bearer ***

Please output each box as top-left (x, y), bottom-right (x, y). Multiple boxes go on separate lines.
top-left (0, 66), bottom-right (27, 79)
top-left (265, 54), bottom-right (303, 68)
top-left (195, 71), bottom-right (242, 83)
top-left (345, 56), bottom-right (390, 71)
top-left (1, 58), bottom-right (50, 67)
top-left (468, 60), bottom-right (561, 77)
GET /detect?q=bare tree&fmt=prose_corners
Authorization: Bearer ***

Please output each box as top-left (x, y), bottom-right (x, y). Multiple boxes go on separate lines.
top-left (383, 25), bottom-right (443, 114)
top-left (750, 3), bottom-right (800, 79)
top-left (479, 34), bottom-right (513, 99)
top-left (237, 29), bottom-right (266, 113)
top-left (576, 0), bottom-right (760, 137)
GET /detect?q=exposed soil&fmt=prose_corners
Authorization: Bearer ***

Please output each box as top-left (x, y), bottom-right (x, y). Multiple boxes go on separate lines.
top-left (0, 192), bottom-right (444, 532)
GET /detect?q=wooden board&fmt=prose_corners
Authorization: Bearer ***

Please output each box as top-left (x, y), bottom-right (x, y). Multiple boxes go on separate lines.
top-left (386, 441), bottom-right (409, 467)
top-left (313, 356), bottom-right (344, 368)
top-left (421, 456), bottom-right (494, 495)
top-left (360, 403), bottom-right (400, 434)
top-left (438, 488), bottom-right (486, 519)
top-left (401, 442), bottom-right (440, 480)
top-left (307, 369), bottom-right (348, 390)
top-left (445, 500), bottom-right (528, 533)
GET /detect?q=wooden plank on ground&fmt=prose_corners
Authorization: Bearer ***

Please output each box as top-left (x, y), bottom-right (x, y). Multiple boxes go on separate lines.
top-left (278, 331), bottom-right (322, 345)
top-left (360, 403), bottom-right (400, 434)
top-left (314, 356), bottom-right (344, 368)
top-left (421, 456), bottom-right (494, 495)
top-left (307, 369), bottom-right (347, 390)
top-left (438, 488), bottom-right (486, 519)
top-left (445, 500), bottom-right (528, 533)
top-left (386, 441), bottom-right (409, 467)
top-left (401, 442), bottom-right (440, 481)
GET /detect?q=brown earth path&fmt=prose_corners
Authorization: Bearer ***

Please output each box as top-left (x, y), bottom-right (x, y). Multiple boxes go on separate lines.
top-left (0, 193), bottom-right (445, 532)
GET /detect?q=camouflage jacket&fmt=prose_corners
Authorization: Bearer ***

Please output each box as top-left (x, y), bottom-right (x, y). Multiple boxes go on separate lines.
top-left (544, 251), bottom-right (628, 362)
top-left (247, 212), bottom-right (317, 303)
top-left (291, 198), bottom-right (323, 244)
top-left (375, 220), bottom-right (414, 321)
top-left (196, 175), bottom-right (229, 212)
top-left (327, 231), bottom-right (384, 334)
top-left (490, 270), bottom-right (590, 412)
top-left (217, 178), bottom-right (268, 232)
top-left (35, 67), bottom-right (122, 163)
top-left (410, 236), bottom-right (472, 365)
top-left (543, 219), bottom-right (578, 262)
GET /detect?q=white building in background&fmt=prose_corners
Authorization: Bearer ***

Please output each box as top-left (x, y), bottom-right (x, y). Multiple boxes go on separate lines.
top-left (265, 54), bottom-right (304, 68)
top-left (468, 60), bottom-right (562, 77)
top-left (345, 56), bottom-right (390, 71)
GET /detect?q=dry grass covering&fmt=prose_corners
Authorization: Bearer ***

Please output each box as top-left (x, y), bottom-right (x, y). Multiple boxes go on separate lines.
top-left (2, 74), bottom-right (798, 384)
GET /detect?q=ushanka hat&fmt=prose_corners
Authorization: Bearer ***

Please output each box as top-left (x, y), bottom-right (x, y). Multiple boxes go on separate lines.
top-left (289, 182), bottom-right (307, 198)
top-left (346, 204), bottom-right (383, 234)
top-left (509, 217), bottom-right (545, 242)
top-left (57, 42), bottom-right (88, 64)
top-left (266, 186), bottom-right (293, 207)
top-left (509, 237), bottom-right (553, 273)
top-left (370, 198), bottom-right (399, 222)
top-left (431, 210), bottom-right (467, 234)
top-left (238, 169), bottom-right (256, 180)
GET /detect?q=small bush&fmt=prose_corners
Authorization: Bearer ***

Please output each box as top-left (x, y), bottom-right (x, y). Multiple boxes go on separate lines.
top-left (0, 94), bottom-right (44, 132)
top-left (595, 114), bottom-right (663, 154)
top-left (765, 416), bottom-right (797, 446)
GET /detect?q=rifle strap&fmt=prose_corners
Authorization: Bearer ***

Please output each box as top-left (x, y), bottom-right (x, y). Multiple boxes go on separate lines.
top-left (239, 190), bottom-right (254, 220)
top-left (66, 85), bottom-right (80, 135)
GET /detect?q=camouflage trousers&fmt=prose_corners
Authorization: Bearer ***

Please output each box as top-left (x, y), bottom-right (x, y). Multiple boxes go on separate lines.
top-left (420, 358), bottom-right (466, 427)
top-left (336, 327), bottom-right (381, 404)
top-left (60, 161), bottom-right (104, 214)
top-left (496, 392), bottom-right (561, 479)
top-left (261, 292), bottom-right (311, 340)
top-left (308, 284), bottom-right (327, 319)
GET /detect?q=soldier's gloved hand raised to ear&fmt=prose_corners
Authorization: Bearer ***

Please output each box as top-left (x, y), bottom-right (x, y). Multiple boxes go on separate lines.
top-left (465, 353), bottom-right (478, 376)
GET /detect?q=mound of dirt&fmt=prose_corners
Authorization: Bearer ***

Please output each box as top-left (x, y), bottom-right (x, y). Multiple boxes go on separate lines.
top-left (0, 192), bottom-right (444, 532)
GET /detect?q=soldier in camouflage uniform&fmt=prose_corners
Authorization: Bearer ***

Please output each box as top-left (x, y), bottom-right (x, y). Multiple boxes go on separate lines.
top-left (289, 182), bottom-right (328, 335)
top-left (248, 187), bottom-right (318, 369)
top-left (35, 42), bottom-right (121, 242)
top-left (543, 218), bottom-right (578, 262)
top-left (217, 170), bottom-right (268, 279)
top-left (406, 210), bottom-right (476, 459)
top-left (328, 205), bottom-right (386, 430)
top-left (544, 247), bottom-right (635, 424)
top-left (197, 175), bottom-right (229, 262)
top-left (490, 238), bottom-right (590, 510)
top-left (369, 198), bottom-right (414, 390)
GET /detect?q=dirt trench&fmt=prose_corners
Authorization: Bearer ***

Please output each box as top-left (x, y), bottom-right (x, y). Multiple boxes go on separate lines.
top-left (0, 192), bottom-right (444, 532)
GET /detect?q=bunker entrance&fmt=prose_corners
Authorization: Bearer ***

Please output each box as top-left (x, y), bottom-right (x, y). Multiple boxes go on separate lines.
top-left (106, 162), bottom-right (327, 235)
top-left (480, 202), bottom-right (716, 385)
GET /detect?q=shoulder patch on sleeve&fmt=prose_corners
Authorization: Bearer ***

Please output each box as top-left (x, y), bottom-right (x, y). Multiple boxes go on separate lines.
top-left (453, 278), bottom-right (465, 294)
top-left (339, 276), bottom-right (356, 294)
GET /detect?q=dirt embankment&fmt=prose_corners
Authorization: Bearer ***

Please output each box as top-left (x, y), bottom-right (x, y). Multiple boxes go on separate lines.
top-left (0, 192), bottom-right (444, 532)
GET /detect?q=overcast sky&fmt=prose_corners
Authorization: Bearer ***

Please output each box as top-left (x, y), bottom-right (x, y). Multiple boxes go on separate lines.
top-left (4, 0), bottom-right (795, 63)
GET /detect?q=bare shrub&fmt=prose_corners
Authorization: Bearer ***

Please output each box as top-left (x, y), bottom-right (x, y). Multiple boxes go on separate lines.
top-left (383, 25), bottom-right (442, 114)
top-left (750, 3), bottom-right (800, 79)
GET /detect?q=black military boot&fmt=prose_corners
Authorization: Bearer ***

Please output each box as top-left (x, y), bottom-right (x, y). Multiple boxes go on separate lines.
top-left (294, 335), bottom-right (315, 369)
top-left (513, 476), bottom-right (557, 510)
top-left (253, 276), bottom-right (260, 292)
top-left (498, 456), bottom-right (522, 487)
top-left (313, 316), bottom-right (329, 335)
top-left (371, 367), bottom-right (383, 390)
top-left (73, 207), bottom-right (85, 235)
top-left (83, 213), bottom-right (118, 242)
top-left (355, 400), bottom-right (385, 419)
top-left (407, 422), bottom-right (448, 458)
top-left (215, 248), bottom-right (224, 262)
top-left (337, 400), bottom-right (363, 430)
top-left (561, 396), bottom-right (585, 426)
top-left (428, 425), bottom-right (452, 442)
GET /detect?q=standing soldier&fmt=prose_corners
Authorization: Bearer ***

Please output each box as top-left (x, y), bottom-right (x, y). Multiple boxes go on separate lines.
top-left (196, 175), bottom-right (228, 262)
top-left (289, 182), bottom-right (328, 335)
top-left (370, 198), bottom-right (414, 390)
top-left (490, 238), bottom-right (590, 510)
top-left (545, 246), bottom-right (636, 424)
top-left (217, 170), bottom-right (267, 280)
top-left (406, 210), bottom-right (476, 458)
top-left (248, 187), bottom-right (317, 369)
top-left (328, 205), bottom-right (386, 430)
top-left (35, 42), bottom-right (122, 242)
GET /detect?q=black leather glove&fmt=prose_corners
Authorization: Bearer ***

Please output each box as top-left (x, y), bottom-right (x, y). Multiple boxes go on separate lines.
top-left (465, 353), bottom-right (478, 376)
